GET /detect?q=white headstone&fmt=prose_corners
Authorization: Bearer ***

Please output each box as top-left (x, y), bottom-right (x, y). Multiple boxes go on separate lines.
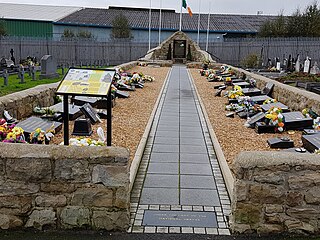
top-left (310, 62), bottom-right (320, 75)
top-left (303, 57), bottom-right (311, 73)
top-left (276, 62), bottom-right (281, 71)
top-left (295, 55), bottom-right (300, 72)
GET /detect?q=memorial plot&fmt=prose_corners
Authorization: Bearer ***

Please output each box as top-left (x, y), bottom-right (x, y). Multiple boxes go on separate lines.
top-left (247, 112), bottom-right (266, 127)
top-left (232, 82), bottom-right (250, 88)
top-left (242, 87), bottom-right (261, 96)
top-left (50, 102), bottom-right (83, 120)
top-left (302, 134), bottom-right (320, 153)
top-left (251, 95), bottom-right (272, 104)
top-left (283, 112), bottom-right (313, 130)
top-left (17, 116), bottom-right (62, 139)
top-left (260, 102), bottom-right (289, 112)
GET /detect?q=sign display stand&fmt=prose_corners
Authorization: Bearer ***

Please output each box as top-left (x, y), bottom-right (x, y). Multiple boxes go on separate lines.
top-left (56, 67), bottom-right (115, 146)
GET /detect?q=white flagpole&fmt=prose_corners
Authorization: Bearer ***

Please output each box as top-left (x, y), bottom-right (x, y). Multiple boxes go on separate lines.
top-left (148, 0), bottom-right (152, 50)
top-left (205, 1), bottom-right (211, 52)
top-left (159, 0), bottom-right (162, 45)
top-left (179, 0), bottom-right (183, 31)
top-left (197, 0), bottom-right (201, 45)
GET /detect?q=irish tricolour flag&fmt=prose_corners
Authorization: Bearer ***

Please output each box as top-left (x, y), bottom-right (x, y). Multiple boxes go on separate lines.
top-left (182, 0), bottom-right (193, 16)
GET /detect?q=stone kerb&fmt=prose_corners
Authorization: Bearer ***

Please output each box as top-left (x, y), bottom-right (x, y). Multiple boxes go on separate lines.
top-left (231, 151), bottom-right (320, 234)
top-left (233, 67), bottom-right (320, 114)
top-left (0, 143), bottom-right (130, 231)
top-left (0, 83), bottom-right (58, 120)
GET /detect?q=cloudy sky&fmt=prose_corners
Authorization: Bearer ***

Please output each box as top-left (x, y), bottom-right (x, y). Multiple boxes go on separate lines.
top-left (2, 0), bottom-right (316, 15)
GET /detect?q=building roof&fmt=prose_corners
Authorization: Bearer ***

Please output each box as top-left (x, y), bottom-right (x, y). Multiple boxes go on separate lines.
top-left (0, 3), bottom-right (81, 22)
top-left (56, 6), bottom-right (277, 33)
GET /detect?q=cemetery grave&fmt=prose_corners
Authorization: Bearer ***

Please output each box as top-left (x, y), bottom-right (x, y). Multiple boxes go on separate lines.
top-left (190, 66), bottom-right (320, 164)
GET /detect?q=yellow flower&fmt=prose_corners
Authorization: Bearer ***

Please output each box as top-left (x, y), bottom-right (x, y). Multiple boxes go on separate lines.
top-left (35, 128), bottom-right (42, 133)
top-left (6, 132), bottom-right (15, 139)
top-left (12, 127), bottom-right (23, 136)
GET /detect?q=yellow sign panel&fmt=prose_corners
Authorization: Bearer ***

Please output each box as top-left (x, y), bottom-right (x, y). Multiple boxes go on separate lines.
top-left (57, 68), bottom-right (115, 96)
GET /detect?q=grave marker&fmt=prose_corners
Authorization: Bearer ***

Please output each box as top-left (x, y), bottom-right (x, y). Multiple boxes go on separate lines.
top-left (3, 69), bottom-right (8, 86)
top-left (50, 102), bottom-right (83, 120)
top-left (247, 112), bottom-right (265, 127)
top-left (260, 102), bottom-right (289, 112)
top-left (303, 57), bottom-right (311, 73)
top-left (283, 112), bottom-right (313, 130)
top-left (268, 137), bottom-right (294, 149)
top-left (295, 54), bottom-right (300, 72)
top-left (310, 62), bottom-right (320, 75)
top-left (80, 103), bottom-right (101, 124)
top-left (142, 210), bottom-right (218, 228)
top-left (302, 134), bottom-right (320, 153)
top-left (39, 55), bottom-right (59, 79)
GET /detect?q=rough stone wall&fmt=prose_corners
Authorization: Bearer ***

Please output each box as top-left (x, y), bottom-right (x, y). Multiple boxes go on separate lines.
top-left (0, 83), bottom-right (58, 120)
top-left (234, 67), bottom-right (320, 114)
top-left (231, 151), bottom-right (320, 234)
top-left (0, 143), bottom-right (130, 231)
top-left (142, 31), bottom-right (212, 63)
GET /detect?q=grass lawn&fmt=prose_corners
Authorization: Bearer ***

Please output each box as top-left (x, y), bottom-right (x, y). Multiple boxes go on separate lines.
top-left (0, 69), bottom-right (65, 97)
top-left (0, 66), bottom-right (112, 97)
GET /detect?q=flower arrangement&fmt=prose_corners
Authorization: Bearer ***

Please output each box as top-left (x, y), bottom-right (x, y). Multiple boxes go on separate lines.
top-left (141, 75), bottom-right (155, 82)
top-left (131, 73), bottom-right (141, 83)
top-left (238, 96), bottom-right (254, 111)
top-left (33, 106), bottom-right (56, 116)
top-left (29, 127), bottom-right (55, 144)
top-left (225, 103), bottom-right (242, 111)
top-left (315, 149), bottom-right (320, 154)
top-left (68, 137), bottom-right (105, 146)
top-left (313, 117), bottom-right (320, 130)
top-left (263, 98), bottom-right (277, 105)
top-left (248, 78), bottom-right (256, 87)
top-left (228, 85), bottom-right (244, 99)
top-left (3, 125), bottom-right (26, 143)
top-left (225, 77), bottom-right (232, 83)
top-left (265, 107), bottom-right (284, 132)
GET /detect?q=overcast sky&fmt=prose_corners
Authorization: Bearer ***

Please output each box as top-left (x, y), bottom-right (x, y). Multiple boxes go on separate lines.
top-left (2, 0), bottom-right (316, 15)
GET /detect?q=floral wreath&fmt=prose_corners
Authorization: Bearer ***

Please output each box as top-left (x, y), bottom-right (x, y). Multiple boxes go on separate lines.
top-left (265, 107), bottom-right (284, 132)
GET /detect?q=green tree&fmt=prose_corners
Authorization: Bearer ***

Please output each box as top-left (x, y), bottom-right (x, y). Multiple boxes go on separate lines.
top-left (62, 29), bottom-right (75, 39)
top-left (259, 12), bottom-right (287, 37)
top-left (77, 30), bottom-right (94, 39)
top-left (0, 20), bottom-right (7, 37)
top-left (111, 14), bottom-right (132, 39)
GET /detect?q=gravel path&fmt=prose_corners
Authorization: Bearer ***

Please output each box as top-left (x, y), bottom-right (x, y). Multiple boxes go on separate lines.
top-left (189, 68), bottom-right (303, 166)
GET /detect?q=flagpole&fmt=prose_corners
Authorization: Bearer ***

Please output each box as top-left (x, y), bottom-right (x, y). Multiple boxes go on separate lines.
top-left (158, 0), bottom-right (162, 45)
top-left (148, 0), bottom-right (152, 50)
top-left (197, 0), bottom-right (201, 45)
top-left (205, 1), bottom-right (211, 52)
top-left (179, 0), bottom-right (183, 31)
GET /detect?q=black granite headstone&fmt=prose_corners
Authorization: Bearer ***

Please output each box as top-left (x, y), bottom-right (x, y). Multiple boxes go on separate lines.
top-left (283, 112), bottom-right (313, 130)
top-left (80, 103), bottom-right (101, 124)
top-left (303, 129), bottom-right (320, 135)
top-left (50, 102), bottom-right (83, 120)
top-left (250, 95), bottom-right (271, 105)
top-left (232, 82), bottom-right (250, 88)
top-left (142, 210), bottom-right (218, 228)
top-left (260, 102), bottom-right (289, 112)
top-left (16, 116), bottom-right (62, 137)
top-left (247, 112), bottom-right (266, 127)
top-left (255, 122), bottom-right (275, 134)
top-left (242, 88), bottom-right (261, 96)
top-left (72, 118), bottom-right (92, 136)
top-left (116, 90), bottom-right (130, 98)
top-left (302, 134), bottom-right (320, 152)
top-left (71, 96), bottom-right (99, 107)
top-left (268, 137), bottom-right (294, 149)
top-left (261, 82), bottom-right (274, 96)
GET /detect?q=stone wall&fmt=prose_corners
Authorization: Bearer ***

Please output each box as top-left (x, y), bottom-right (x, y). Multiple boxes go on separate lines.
top-left (234, 67), bottom-right (320, 114)
top-left (0, 83), bottom-right (58, 120)
top-left (231, 151), bottom-right (320, 234)
top-left (140, 31), bottom-right (213, 63)
top-left (0, 143), bottom-right (130, 231)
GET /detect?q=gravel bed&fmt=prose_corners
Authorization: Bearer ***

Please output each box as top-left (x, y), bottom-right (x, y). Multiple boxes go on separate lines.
top-left (189, 68), bottom-right (303, 165)
top-left (52, 66), bottom-right (170, 161)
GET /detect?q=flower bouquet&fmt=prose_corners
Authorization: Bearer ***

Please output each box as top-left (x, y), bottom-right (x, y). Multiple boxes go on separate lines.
top-left (2, 125), bottom-right (26, 143)
top-left (227, 85), bottom-right (244, 99)
top-left (265, 107), bottom-right (284, 132)
top-left (141, 75), bottom-right (155, 82)
top-left (29, 126), bottom-right (55, 144)
top-left (263, 98), bottom-right (277, 105)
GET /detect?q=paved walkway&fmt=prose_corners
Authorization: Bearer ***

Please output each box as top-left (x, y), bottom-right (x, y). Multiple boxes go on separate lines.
top-left (129, 65), bottom-right (231, 235)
